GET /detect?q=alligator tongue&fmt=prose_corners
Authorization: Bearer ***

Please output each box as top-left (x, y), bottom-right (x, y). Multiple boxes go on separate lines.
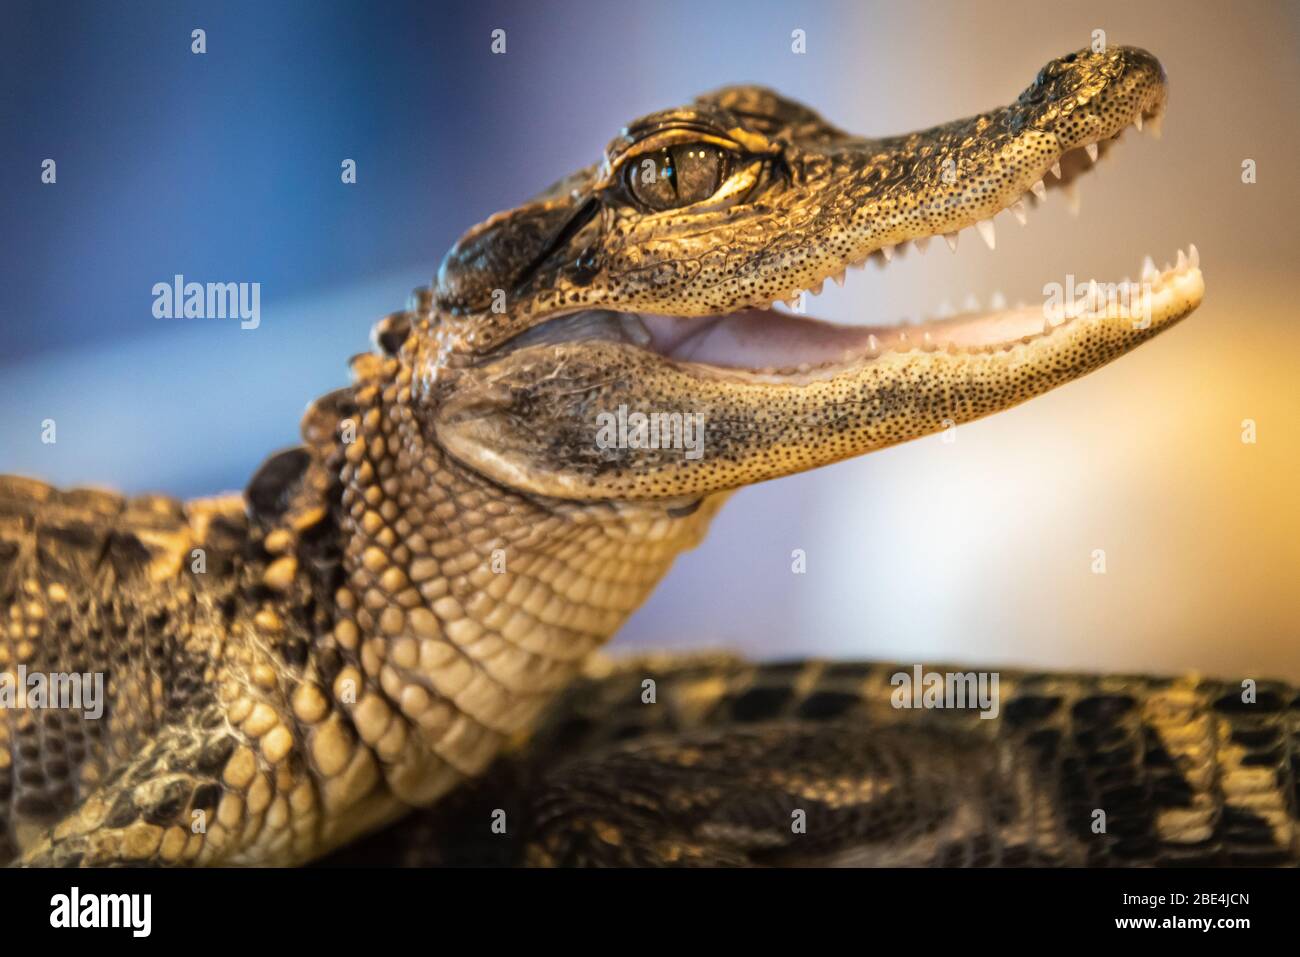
top-left (640, 310), bottom-right (876, 367)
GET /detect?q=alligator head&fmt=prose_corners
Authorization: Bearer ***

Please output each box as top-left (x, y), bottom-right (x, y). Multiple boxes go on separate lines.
top-left (419, 44), bottom-right (1201, 507)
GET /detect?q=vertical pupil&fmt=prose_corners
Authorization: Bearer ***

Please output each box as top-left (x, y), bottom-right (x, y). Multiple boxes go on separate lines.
top-left (629, 143), bottom-right (726, 208)
top-left (672, 144), bottom-right (720, 202)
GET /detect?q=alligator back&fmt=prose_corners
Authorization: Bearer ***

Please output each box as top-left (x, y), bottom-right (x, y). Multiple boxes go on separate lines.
top-left (0, 475), bottom-right (249, 861)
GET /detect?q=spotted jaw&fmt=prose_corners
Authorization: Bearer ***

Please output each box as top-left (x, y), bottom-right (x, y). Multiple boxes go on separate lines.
top-left (823, 90), bottom-right (1168, 277)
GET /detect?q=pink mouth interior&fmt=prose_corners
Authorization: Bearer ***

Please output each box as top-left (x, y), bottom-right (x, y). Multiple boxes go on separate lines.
top-left (638, 308), bottom-right (1047, 369)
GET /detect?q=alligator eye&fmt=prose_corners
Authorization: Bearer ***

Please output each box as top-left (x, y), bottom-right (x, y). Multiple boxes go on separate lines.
top-left (625, 143), bottom-right (729, 211)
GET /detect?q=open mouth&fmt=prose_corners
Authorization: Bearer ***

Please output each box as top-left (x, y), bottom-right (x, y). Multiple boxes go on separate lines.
top-left (503, 96), bottom-right (1202, 382)
top-left (631, 251), bottom-right (1201, 380)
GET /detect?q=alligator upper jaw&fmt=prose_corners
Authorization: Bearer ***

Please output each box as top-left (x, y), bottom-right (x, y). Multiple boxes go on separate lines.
top-left (505, 84), bottom-right (1182, 383)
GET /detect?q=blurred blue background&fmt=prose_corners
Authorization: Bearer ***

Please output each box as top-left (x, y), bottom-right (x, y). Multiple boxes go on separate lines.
top-left (3, 1), bottom-right (1298, 678)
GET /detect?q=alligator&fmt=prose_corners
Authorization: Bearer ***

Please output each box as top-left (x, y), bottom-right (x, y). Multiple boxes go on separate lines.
top-left (4, 44), bottom-right (1293, 868)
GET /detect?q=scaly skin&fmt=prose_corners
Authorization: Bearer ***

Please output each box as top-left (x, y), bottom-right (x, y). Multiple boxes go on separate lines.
top-left (1, 46), bottom-right (1255, 868)
top-left (326, 657), bottom-right (1300, 867)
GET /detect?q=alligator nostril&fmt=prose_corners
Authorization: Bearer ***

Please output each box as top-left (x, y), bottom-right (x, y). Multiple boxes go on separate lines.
top-left (1061, 52), bottom-right (1078, 64)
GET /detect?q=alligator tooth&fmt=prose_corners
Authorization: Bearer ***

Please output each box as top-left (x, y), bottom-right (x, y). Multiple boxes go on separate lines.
top-left (943, 232), bottom-right (959, 252)
top-left (1085, 142), bottom-right (1099, 163)
top-left (1147, 112), bottom-right (1163, 139)
top-left (831, 269), bottom-right (846, 287)
top-left (1042, 317), bottom-right (1054, 335)
top-left (935, 300), bottom-right (955, 319)
top-left (975, 219), bottom-right (996, 250)
top-left (913, 236), bottom-right (931, 254)
top-left (989, 290), bottom-right (1007, 311)
top-left (1050, 161), bottom-right (1062, 179)
top-left (962, 293), bottom-right (981, 313)
top-left (808, 280), bottom-right (824, 296)
top-left (880, 243), bottom-right (895, 262)
top-left (1141, 256), bottom-right (1158, 281)
top-left (619, 313), bottom-right (652, 347)
top-left (867, 333), bottom-right (880, 354)
top-left (849, 258), bottom-right (866, 270)
top-left (897, 330), bottom-right (910, 349)
top-left (1133, 114), bottom-right (1143, 132)
top-left (1030, 179), bottom-right (1047, 201)
top-left (1176, 248), bottom-right (1188, 271)
top-left (1010, 199), bottom-right (1028, 225)
top-left (922, 330), bottom-right (936, 351)
top-left (1063, 182), bottom-right (1081, 216)
top-left (796, 362), bottom-right (812, 374)
top-left (1189, 243), bottom-right (1200, 268)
